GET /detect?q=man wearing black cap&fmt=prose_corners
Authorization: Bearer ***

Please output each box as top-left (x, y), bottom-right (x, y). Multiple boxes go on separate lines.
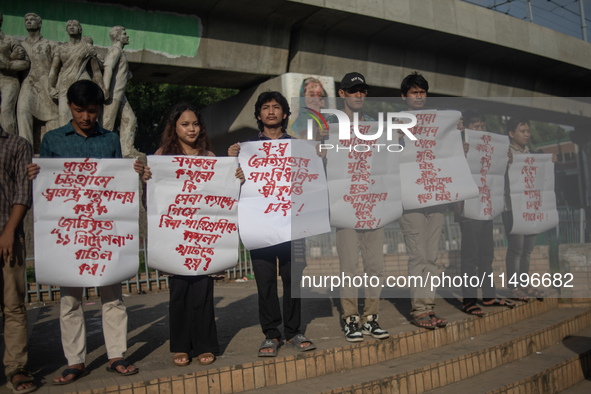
top-left (328, 72), bottom-right (389, 342)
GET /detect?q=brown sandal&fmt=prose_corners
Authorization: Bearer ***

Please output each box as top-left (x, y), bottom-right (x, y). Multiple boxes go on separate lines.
top-left (197, 353), bottom-right (215, 365)
top-left (173, 353), bottom-right (190, 367)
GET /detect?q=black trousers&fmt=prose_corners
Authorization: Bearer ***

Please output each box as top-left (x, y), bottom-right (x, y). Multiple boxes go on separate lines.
top-left (460, 219), bottom-right (496, 304)
top-left (169, 275), bottom-right (219, 356)
top-left (250, 241), bottom-right (305, 341)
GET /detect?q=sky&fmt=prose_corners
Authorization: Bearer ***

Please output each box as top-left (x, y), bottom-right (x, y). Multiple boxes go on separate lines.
top-left (461, 0), bottom-right (591, 41)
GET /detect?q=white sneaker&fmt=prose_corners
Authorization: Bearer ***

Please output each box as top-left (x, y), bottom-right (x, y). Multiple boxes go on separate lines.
top-left (343, 316), bottom-right (363, 342)
top-left (361, 314), bottom-right (389, 339)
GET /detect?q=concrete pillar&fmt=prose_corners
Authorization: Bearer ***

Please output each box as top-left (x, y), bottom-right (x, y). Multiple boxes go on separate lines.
top-left (570, 128), bottom-right (591, 242)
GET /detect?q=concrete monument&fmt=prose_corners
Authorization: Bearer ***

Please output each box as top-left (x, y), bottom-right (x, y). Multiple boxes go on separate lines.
top-left (102, 26), bottom-right (139, 157)
top-left (0, 12), bottom-right (30, 134)
top-left (17, 13), bottom-right (59, 146)
top-left (48, 20), bottom-right (105, 126)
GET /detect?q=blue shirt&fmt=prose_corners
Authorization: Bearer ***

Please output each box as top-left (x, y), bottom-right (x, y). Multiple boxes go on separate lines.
top-left (40, 122), bottom-right (122, 159)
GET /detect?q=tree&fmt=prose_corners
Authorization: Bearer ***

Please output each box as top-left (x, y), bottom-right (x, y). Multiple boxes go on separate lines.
top-left (124, 82), bottom-right (238, 154)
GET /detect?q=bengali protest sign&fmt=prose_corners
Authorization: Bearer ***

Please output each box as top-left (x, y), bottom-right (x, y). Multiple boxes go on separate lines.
top-left (33, 158), bottom-right (139, 286)
top-left (324, 121), bottom-right (403, 229)
top-left (508, 154), bottom-right (558, 235)
top-left (238, 140), bottom-right (330, 250)
top-left (463, 129), bottom-right (510, 220)
top-left (400, 110), bottom-right (479, 210)
top-left (146, 156), bottom-right (240, 275)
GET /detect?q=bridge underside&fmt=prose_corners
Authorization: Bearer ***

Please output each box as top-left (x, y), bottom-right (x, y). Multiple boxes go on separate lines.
top-left (6, 0), bottom-right (589, 124)
top-left (95, 0), bottom-right (591, 99)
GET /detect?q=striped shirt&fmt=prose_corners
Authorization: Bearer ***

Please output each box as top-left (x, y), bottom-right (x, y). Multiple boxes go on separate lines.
top-left (0, 127), bottom-right (32, 233)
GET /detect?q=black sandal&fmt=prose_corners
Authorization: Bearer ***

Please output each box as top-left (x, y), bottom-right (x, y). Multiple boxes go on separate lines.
top-left (52, 368), bottom-right (89, 385)
top-left (106, 359), bottom-right (138, 376)
top-left (286, 334), bottom-right (317, 352)
top-left (258, 339), bottom-right (279, 357)
top-left (483, 298), bottom-right (515, 309)
top-left (462, 303), bottom-right (484, 317)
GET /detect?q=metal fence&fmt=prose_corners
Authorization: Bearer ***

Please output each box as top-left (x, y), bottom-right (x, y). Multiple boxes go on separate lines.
top-left (24, 208), bottom-right (585, 303)
top-left (25, 237), bottom-right (254, 303)
top-left (306, 207), bottom-right (586, 258)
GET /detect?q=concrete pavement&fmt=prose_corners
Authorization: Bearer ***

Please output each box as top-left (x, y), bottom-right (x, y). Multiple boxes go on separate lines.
top-left (1, 280), bottom-right (511, 392)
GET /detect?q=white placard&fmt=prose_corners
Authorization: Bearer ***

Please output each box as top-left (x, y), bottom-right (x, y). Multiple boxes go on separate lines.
top-left (33, 158), bottom-right (139, 286)
top-left (238, 140), bottom-right (330, 250)
top-left (325, 121), bottom-right (403, 229)
top-left (508, 154), bottom-right (559, 235)
top-left (463, 129), bottom-right (510, 220)
top-left (400, 110), bottom-right (479, 210)
top-left (146, 156), bottom-right (240, 275)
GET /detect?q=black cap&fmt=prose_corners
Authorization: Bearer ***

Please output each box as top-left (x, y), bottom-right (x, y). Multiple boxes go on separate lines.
top-left (340, 72), bottom-right (369, 90)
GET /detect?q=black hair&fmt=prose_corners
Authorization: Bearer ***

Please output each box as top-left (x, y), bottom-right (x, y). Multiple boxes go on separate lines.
top-left (400, 72), bottom-right (429, 96)
top-left (506, 116), bottom-right (529, 134)
top-left (159, 102), bottom-right (210, 155)
top-left (66, 80), bottom-right (105, 107)
top-left (254, 91), bottom-right (291, 132)
top-left (462, 109), bottom-right (485, 129)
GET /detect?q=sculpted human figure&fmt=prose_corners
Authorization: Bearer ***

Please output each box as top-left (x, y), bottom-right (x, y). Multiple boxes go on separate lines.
top-left (102, 26), bottom-right (139, 157)
top-left (0, 12), bottom-right (30, 134)
top-left (48, 20), bottom-right (105, 126)
top-left (17, 13), bottom-right (59, 146)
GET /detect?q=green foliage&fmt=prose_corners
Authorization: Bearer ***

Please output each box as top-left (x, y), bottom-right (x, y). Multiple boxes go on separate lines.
top-left (529, 121), bottom-right (568, 148)
top-left (26, 266), bottom-right (35, 283)
top-left (484, 115), bottom-right (569, 149)
top-left (484, 115), bottom-right (506, 135)
top-left (125, 82), bottom-right (239, 154)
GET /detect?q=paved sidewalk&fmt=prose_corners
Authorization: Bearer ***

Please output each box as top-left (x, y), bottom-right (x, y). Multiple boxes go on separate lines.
top-left (0, 281), bottom-right (492, 392)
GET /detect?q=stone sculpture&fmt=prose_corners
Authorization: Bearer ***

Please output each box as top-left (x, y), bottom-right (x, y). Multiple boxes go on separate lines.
top-left (17, 13), bottom-right (59, 146)
top-left (0, 12), bottom-right (30, 134)
top-left (102, 26), bottom-right (139, 157)
top-left (48, 20), bottom-right (105, 126)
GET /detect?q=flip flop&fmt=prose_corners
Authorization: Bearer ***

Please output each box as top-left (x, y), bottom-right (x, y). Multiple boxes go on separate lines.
top-left (286, 334), bottom-right (317, 352)
top-left (52, 368), bottom-right (89, 385)
top-left (197, 353), bottom-right (215, 365)
top-left (106, 359), bottom-right (139, 376)
top-left (258, 339), bottom-right (279, 357)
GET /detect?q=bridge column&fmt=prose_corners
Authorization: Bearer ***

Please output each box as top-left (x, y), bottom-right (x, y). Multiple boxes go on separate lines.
top-left (571, 128), bottom-right (591, 242)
